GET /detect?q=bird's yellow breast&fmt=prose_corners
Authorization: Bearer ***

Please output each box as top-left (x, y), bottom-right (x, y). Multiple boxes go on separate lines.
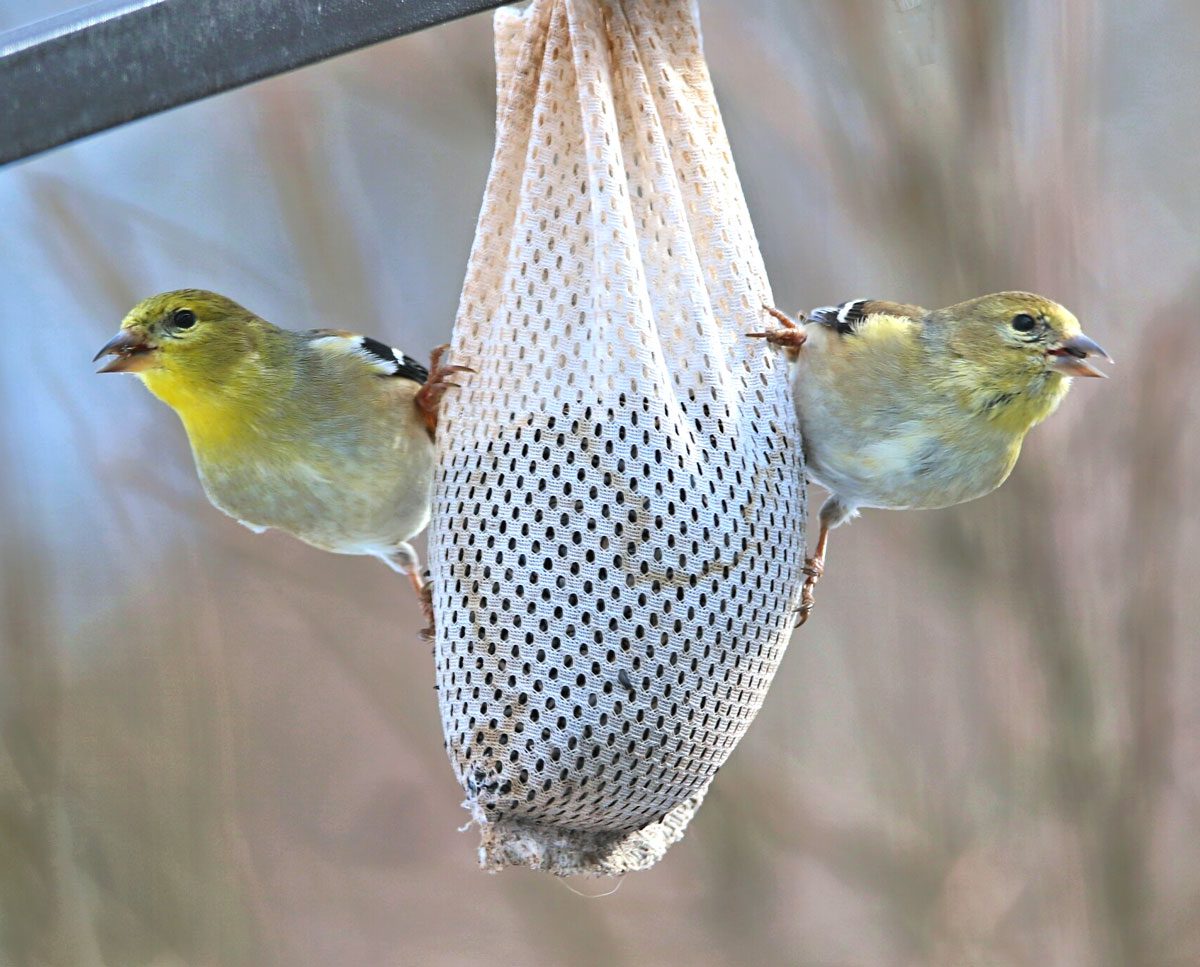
top-left (139, 369), bottom-right (256, 451)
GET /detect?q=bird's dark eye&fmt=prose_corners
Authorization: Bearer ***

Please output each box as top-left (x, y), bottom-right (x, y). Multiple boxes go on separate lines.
top-left (1011, 313), bottom-right (1037, 333)
top-left (171, 308), bottom-right (196, 329)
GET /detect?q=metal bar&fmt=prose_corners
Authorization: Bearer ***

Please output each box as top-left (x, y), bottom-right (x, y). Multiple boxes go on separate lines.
top-left (0, 0), bottom-right (507, 167)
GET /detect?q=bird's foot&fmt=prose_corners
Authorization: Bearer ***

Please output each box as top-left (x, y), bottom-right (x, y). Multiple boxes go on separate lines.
top-left (417, 580), bottom-right (436, 641)
top-left (796, 555), bottom-right (824, 627)
top-left (415, 344), bottom-right (475, 437)
top-left (400, 565), bottom-right (436, 639)
top-left (749, 304), bottom-right (808, 352)
top-left (385, 547), bottom-right (436, 638)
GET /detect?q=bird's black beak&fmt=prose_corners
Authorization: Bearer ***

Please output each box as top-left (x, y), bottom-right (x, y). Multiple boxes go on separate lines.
top-left (1047, 333), bottom-right (1112, 378)
top-left (93, 328), bottom-right (159, 373)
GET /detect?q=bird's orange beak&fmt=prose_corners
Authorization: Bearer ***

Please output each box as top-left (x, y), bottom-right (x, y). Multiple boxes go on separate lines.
top-left (93, 328), bottom-right (160, 373)
top-left (1047, 333), bottom-right (1112, 378)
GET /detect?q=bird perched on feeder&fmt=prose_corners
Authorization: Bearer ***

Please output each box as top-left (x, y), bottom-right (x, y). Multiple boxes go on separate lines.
top-left (750, 292), bottom-right (1111, 625)
top-left (94, 289), bottom-right (469, 622)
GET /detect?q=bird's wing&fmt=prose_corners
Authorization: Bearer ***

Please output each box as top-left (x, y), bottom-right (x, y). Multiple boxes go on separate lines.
top-left (807, 300), bottom-right (925, 336)
top-left (305, 330), bottom-right (429, 383)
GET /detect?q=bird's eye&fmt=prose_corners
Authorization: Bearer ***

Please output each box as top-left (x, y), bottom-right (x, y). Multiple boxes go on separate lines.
top-left (171, 308), bottom-right (197, 329)
top-left (1011, 313), bottom-right (1037, 333)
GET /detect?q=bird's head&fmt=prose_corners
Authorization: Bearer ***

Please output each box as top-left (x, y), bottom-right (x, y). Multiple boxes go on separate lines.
top-left (933, 291), bottom-right (1111, 430)
top-left (94, 289), bottom-right (264, 410)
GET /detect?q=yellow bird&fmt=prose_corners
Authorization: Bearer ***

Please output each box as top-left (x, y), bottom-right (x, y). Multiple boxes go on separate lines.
top-left (751, 292), bottom-right (1111, 624)
top-left (94, 290), bottom-right (467, 618)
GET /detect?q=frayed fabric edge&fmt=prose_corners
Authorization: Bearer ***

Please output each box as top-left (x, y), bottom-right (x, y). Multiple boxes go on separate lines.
top-left (461, 788), bottom-right (707, 877)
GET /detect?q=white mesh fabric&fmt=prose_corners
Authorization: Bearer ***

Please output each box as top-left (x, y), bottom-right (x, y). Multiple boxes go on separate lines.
top-left (430, 0), bottom-right (806, 875)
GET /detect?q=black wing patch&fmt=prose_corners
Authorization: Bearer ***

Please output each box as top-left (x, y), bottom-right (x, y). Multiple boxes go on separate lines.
top-left (359, 337), bottom-right (428, 383)
top-left (807, 299), bottom-right (872, 335)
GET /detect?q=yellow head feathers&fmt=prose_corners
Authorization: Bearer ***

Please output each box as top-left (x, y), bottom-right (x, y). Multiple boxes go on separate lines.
top-left (930, 291), bottom-right (1110, 432)
top-left (93, 289), bottom-right (293, 446)
top-left (96, 289), bottom-right (258, 371)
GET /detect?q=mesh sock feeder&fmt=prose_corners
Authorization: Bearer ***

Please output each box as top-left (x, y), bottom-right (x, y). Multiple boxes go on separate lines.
top-left (431, 0), bottom-right (807, 875)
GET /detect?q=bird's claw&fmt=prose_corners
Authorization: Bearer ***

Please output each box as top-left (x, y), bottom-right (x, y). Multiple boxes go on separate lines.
top-left (416, 345), bottom-right (474, 436)
top-left (795, 554), bottom-right (824, 626)
top-left (750, 305), bottom-right (807, 352)
top-left (761, 304), bottom-right (799, 328)
top-left (425, 344), bottom-right (476, 377)
top-left (417, 579), bottom-right (435, 639)
top-left (795, 582), bottom-right (817, 627)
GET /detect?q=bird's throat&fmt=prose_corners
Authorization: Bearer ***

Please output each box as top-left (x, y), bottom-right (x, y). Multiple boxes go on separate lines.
top-left (140, 369), bottom-right (265, 450)
top-left (977, 371), bottom-right (1069, 434)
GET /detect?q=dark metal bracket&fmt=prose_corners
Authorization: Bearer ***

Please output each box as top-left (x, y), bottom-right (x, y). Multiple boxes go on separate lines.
top-left (0, 0), bottom-right (508, 167)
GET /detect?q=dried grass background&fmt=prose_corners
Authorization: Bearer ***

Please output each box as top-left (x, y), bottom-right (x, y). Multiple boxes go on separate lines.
top-left (2, 1), bottom-right (1199, 964)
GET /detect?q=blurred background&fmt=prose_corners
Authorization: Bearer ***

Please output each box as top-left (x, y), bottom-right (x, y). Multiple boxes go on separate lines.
top-left (2, 0), bottom-right (1198, 964)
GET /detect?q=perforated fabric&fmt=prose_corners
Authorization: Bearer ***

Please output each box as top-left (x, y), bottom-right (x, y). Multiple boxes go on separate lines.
top-left (429, 0), bottom-right (807, 875)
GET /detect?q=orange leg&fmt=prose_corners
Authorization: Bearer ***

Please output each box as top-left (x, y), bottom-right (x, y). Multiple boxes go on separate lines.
top-left (404, 568), bottom-right (432, 620)
top-left (402, 566), bottom-right (437, 640)
top-left (386, 545), bottom-right (436, 638)
top-left (796, 518), bottom-right (830, 627)
top-left (414, 344), bottom-right (475, 438)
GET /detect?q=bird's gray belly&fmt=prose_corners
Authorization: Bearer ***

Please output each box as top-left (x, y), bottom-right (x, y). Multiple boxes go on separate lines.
top-left (196, 445), bottom-right (433, 554)
top-left (803, 428), bottom-right (1012, 512)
